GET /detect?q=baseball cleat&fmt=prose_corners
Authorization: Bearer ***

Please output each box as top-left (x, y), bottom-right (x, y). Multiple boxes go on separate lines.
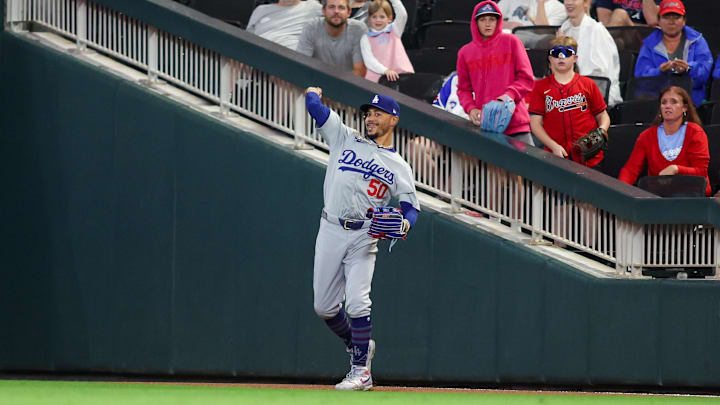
top-left (366, 339), bottom-right (375, 372)
top-left (345, 345), bottom-right (353, 368)
top-left (346, 339), bottom-right (375, 370)
top-left (334, 365), bottom-right (373, 391)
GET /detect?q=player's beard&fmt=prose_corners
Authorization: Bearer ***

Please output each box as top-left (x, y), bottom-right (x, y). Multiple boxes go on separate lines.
top-left (366, 122), bottom-right (381, 139)
top-left (366, 124), bottom-right (389, 140)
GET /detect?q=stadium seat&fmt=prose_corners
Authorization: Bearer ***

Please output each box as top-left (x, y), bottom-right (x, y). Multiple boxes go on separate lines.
top-left (414, 20), bottom-right (471, 48)
top-left (624, 75), bottom-right (692, 101)
top-left (618, 51), bottom-right (637, 97)
top-left (402, 0), bottom-right (419, 34)
top-left (511, 25), bottom-right (559, 50)
top-left (406, 47), bottom-right (459, 76)
top-left (378, 72), bottom-right (446, 103)
top-left (606, 26), bottom-right (656, 53)
top-left (587, 75), bottom-right (611, 106)
top-left (608, 99), bottom-right (658, 125)
top-left (704, 124), bottom-right (720, 194)
top-left (185, 0), bottom-right (257, 28)
top-left (525, 48), bottom-right (550, 79)
top-left (709, 79), bottom-right (720, 101)
top-left (709, 103), bottom-right (720, 125)
top-left (696, 101), bottom-right (720, 125)
top-left (414, 0), bottom-right (433, 30)
top-left (682, 1), bottom-right (720, 54)
top-left (637, 175), bottom-right (708, 197)
top-left (600, 123), bottom-right (648, 179)
top-left (422, 0), bottom-right (478, 21)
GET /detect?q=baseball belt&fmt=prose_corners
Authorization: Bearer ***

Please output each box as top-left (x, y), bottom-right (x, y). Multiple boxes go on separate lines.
top-left (322, 210), bottom-right (371, 230)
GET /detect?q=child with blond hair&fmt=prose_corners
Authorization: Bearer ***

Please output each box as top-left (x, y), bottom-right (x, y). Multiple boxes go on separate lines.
top-left (360, 0), bottom-right (414, 82)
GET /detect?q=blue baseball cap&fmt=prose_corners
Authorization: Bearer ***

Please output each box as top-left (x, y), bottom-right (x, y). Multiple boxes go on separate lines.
top-left (360, 94), bottom-right (400, 117)
top-left (475, 2), bottom-right (501, 19)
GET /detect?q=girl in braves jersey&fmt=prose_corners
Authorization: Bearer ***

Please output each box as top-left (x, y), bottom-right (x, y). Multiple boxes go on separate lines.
top-left (528, 36), bottom-right (611, 168)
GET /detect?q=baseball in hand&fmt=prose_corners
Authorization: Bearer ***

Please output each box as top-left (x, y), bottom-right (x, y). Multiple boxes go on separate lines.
top-left (305, 87), bottom-right (323, 97)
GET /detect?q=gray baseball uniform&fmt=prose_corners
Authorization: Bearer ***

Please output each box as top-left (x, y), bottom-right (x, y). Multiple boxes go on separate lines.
top-left (312, 106), bottom-right (419, 319)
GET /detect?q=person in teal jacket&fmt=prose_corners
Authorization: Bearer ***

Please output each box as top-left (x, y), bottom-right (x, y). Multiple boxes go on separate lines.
top-left (634, 0), bottom-right (712, 106)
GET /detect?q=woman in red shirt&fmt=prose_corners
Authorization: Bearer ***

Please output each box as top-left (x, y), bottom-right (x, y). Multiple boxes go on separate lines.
top-left (618, 86), bottom-right (711, 196)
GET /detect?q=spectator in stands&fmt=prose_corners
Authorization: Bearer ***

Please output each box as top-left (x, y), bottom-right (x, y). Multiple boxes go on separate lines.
top-left (350, 0), bottom-right (370, 24)
top-left (247, 0), bottom-right (322, 50)
top-left (595, 0), bottom-right (660, 27)
top-left (559, 0), bottom-right (623, 106)
top-left (361, 0), bottom-right (414, 82)
top-left (619, 86), bottom-right (711, 196)
top-left (529, 36), bottom-right (611, 168)
top-left (457, 1), bottom-right (535, 145)
top-left (297, 0), bottom-right (368, 77)
top-left (634, 0), bottom-right (713, 106)
top-left (499, 0), bottom-right (568, 31)
top-left (433, 72), bottom-right (470, 119)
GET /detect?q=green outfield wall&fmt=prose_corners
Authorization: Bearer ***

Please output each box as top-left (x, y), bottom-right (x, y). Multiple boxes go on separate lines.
top-left (2, 33), bottom-right (720, 389)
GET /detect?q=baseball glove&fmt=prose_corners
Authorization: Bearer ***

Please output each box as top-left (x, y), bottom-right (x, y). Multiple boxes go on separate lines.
top-left (572, 128), bottom-right (608, 162)
top-left (480, 99), bottom-right (516, 133)
top-left (367, 207), bottom-right (408, 240)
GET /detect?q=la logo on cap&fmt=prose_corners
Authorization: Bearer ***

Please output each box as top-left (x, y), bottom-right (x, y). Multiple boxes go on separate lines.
top-left (372, 95), bottom-right (380, 104)
top-left (480, 4), bottom-right (493, 12)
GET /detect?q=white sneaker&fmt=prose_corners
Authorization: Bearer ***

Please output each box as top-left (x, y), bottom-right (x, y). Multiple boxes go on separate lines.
top-left (334, 365), bottom-right (373, 391)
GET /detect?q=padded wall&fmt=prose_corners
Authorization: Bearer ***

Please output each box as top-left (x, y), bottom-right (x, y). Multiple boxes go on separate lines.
top-left (2, 33), bottom-right (720, 388)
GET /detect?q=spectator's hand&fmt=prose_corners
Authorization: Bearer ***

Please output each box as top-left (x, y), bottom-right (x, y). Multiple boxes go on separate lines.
top-left (672, 59), bottom-right (689, 74)
top-left (384, 69), bottom-right (400, 82)
top-left (659, 61), bottom-right (674, 73)
top-left (658, 165), bottom-right (679, 176)
top-left (469, 108), bottom-right (483, 126)
top-left (548, 143), bottom-right (568, 158)
top-left (305, 87), bottom-right (322, 97)
top-left (658, 165), bottom-right (679, 175)
top-left (503, 21), bottom-right (525, 30)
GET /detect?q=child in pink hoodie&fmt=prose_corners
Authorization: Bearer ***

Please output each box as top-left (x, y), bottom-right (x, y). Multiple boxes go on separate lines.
top-left (457, 0), bottom-right (535, 144)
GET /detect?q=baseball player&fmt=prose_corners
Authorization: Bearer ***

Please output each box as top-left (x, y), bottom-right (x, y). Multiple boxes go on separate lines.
top-left (305, 86), bottom-right (419, 391)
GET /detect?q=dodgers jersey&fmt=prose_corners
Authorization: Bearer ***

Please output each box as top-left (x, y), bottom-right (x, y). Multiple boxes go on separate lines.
top-left (318, 110), bottom-right (420, 220)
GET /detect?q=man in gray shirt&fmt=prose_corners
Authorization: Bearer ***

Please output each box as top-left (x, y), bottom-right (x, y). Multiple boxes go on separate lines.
top-left (247, 0), bottom-right (322, 51)
top-left (296, 0), bottom-right (367, 77)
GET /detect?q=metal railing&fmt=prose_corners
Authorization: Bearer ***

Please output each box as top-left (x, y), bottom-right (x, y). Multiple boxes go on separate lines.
top-left (5, 0), bottom-right (719, 276)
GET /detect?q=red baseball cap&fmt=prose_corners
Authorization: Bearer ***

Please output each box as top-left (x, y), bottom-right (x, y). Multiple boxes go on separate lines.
top-left (658, 0), bottom-right (686, 16)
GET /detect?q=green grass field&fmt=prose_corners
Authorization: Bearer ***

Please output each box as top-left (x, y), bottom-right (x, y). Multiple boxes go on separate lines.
top-left (1, 380), bottom-right (718, 405)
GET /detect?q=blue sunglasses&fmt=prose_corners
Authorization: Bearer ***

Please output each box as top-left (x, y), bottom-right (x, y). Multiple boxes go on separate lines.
top-left (549, 46), bottom-right (577, 59)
